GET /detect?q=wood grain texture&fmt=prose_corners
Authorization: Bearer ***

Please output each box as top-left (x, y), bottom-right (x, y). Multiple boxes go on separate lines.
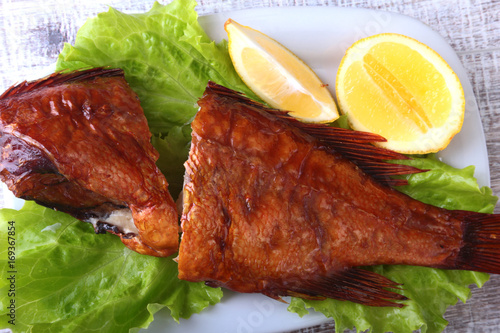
top-left (0, 0), bottom-right (499, 332)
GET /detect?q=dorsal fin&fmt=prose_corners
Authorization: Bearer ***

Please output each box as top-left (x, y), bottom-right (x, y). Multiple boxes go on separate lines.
top-left (206, 81), bottom-right (424, 187)
top-left (0, 67), bottom-right (124, 99)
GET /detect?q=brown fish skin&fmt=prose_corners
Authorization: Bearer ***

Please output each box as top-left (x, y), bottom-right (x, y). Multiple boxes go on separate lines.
top-left (178, 82), bottom-right (500, 307)
top-left (0, 68), bottom-right (179, 257)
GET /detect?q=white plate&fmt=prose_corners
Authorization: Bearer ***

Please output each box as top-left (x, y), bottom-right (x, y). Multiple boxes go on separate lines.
top-left (1, 6), bottom-right (490, 333)
top-left (147, 6), bottom-right (490, 333)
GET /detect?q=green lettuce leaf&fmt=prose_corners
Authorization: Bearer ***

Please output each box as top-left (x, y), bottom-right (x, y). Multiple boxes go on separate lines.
top-left (288, 156), bottom-right (496, 332)
top-left (151, 128), bottom-right (192, 199)
top-left (396, 155), bottom-right (497, 213)
top-left (0, 202), bottom-right (222, 332)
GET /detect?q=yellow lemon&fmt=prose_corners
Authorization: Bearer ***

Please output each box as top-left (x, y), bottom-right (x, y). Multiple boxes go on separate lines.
top-left (336, 33), bottom-right (465, 154)
top-left (225, 19), bottom-right (338, 123)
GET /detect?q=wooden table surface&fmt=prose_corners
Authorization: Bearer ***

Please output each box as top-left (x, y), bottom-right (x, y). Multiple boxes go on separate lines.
top-left (0, 0), bottom-right (499, 332)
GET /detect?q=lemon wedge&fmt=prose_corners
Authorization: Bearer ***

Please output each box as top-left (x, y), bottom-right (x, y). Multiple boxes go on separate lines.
top-left (336, 33), bottom-right (465, 154)
top-left (225, 19), bottom-right (339, 123)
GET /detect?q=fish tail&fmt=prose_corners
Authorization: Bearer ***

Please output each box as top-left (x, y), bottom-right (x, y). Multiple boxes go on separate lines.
top-left (446, 211), bottom-right (500, 274)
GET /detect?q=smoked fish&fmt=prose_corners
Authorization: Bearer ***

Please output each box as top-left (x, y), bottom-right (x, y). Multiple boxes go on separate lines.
top-left (178, 82), bottom-right (500, 306)
top-left (0, 68), bottom-right (179, 257)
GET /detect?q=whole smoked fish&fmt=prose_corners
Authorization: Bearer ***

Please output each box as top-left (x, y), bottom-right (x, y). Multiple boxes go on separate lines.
top-left (0, 68), bottom-right (179, 257)
top-left (178, 82), bottom-right (500, 306)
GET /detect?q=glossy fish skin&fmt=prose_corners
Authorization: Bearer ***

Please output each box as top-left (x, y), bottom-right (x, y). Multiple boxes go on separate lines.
top-left (0, 68), bottom-right (179, 257)
top-left (178, 82), bottom-right (500, 307)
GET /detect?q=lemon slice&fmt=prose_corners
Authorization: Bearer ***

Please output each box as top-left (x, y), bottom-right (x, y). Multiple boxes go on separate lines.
top-left (336, 33), bottom-right (465, 154)
top-left (225, 19), bottom-right (339, 123)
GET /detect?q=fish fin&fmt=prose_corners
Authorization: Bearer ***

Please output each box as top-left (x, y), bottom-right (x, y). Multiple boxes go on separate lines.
top-left (445, 211), bottom-right (500, 274)
top-left (0, 67), bottom-right (124, 99)
top-left (262, 112), bottom-right (424, 187)
top-left (205, 81), bottom-right (424, 187)
top-left (285, 268), bottom-right (407, 307)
